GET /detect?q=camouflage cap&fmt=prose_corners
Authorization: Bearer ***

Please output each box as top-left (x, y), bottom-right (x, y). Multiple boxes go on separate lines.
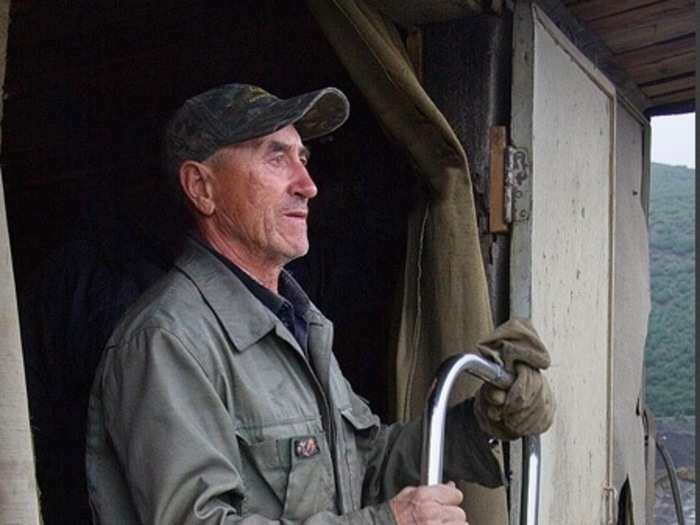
top-left (163, 83), bottom-right (350, 167)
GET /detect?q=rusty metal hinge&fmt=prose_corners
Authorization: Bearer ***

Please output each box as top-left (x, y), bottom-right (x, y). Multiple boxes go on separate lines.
top-left (506, 144), bottom-right (531, 223)
top-left (489, 127), bottom-right (531, 232)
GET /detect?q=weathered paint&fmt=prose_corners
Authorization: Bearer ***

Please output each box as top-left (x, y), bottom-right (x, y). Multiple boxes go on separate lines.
top-left (510, 3), bottom-right (616, 524)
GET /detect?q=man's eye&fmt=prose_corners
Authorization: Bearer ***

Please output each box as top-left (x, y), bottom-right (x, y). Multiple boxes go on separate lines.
top-left (270, 155), bottom-right (285, 165)
top-left (300, 156), bottom-right (309, 166)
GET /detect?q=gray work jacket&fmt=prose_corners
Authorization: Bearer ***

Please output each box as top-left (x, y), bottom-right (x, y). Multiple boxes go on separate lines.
top-left (86, 238), bottom-right (502, 524)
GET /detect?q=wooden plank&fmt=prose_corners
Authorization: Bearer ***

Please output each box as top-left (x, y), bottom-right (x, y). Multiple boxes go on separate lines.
top-left (567, 0), bottom-right (663, 21)
top-left (640, 73), bottom-right (694, 96)
top-left (614, 34), bottom-right (695, 69)
top-left (488, 126), bottom-right (508, 233)
top-left (534, 0), bottom-right (651, 111)
top-left (648, 87), bottom-right (695, 105)
top-left (596, 8), bottom-right (695, 53)
top-left (626, 50), bottom-right (694, 84)
top-left (584, 0), bottom-right (693, 33)
top-left (625, 49), bottom-right (695, 76)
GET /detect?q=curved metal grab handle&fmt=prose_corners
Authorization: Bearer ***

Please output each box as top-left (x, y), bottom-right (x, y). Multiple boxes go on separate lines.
top-left (420, 353), bottom-right (541, 525)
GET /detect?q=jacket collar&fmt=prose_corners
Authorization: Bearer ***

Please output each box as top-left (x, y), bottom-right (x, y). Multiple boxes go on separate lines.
top-left (174, 236), bottom-right (328, 353)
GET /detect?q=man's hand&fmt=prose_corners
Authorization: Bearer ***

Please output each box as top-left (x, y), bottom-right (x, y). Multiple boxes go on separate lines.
top-left (473, 318), bottom-right (555, 440)
top-left (389, 482), bottom-right (469, 524)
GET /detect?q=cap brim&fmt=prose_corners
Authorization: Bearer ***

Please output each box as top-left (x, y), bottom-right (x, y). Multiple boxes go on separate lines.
top-left (260, 87), bottom-right (350, 141)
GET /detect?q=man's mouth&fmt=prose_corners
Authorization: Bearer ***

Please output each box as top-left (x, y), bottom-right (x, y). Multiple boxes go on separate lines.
top-left (284, 210), bottom-right (308, 220)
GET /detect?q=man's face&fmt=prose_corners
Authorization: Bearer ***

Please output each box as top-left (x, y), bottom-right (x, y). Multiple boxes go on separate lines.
top-left (207, 125), bottom-right (317, 266)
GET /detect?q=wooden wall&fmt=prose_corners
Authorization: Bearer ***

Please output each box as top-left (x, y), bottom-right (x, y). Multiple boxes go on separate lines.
top-left (564, 0), bottom-right (695, 112)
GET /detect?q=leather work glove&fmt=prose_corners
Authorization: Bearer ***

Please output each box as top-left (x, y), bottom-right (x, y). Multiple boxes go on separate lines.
top-left (473, 318), bottom-right (555, 440)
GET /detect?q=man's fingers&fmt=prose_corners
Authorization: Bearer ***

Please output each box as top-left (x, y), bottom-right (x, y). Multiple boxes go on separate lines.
top-left (415, 483), bottom-right (464, 506)
top-left (433, 503), bottom-right (467, 523)
top-left (390, 484), bottom-right (468, 524)
top-left (436, 483), bottom-right (464, 506)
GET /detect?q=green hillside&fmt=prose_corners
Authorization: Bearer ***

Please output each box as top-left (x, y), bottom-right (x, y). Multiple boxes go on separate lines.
top-left (645, 162), bottom-right (695, 417)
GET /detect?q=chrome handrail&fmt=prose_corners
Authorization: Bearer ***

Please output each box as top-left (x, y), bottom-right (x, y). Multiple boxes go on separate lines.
top-left (420, 353), bottom-right (541, 525)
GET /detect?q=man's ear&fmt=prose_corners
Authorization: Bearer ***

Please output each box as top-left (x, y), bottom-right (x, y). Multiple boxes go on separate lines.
top-left (179, 160), bottom-right (216, 216)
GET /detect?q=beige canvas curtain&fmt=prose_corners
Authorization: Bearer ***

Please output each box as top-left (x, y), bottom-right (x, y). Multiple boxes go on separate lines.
top-left (306, 1), bottom-right (507, 523)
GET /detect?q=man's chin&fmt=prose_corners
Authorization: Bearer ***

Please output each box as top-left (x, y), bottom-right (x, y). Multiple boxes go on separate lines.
top-left (287, 245), bottom-right (309, 261)
top-left (275, 240), bottom-right (309, 264)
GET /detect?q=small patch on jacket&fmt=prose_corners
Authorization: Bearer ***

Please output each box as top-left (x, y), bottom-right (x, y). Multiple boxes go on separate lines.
top-left (294, 437), bottom-right (320, 458)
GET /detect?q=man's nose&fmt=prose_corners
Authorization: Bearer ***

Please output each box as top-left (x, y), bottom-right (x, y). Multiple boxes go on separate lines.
top-left (292, 162), bottom-right (318, 199)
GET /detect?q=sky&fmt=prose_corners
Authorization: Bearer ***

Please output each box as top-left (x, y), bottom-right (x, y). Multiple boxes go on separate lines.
top-left (650, 112), bottom-right (695, 169)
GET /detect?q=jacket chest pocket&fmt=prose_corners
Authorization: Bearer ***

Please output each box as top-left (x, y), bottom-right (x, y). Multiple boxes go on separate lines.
top-left (237, 432), bottom-right (336, 520)
top-left (339, 404), bottom-right (381, 509)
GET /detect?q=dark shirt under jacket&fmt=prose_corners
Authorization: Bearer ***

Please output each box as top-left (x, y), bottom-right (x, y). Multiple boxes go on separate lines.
top-left (197, 238), bottom-right (310, 354)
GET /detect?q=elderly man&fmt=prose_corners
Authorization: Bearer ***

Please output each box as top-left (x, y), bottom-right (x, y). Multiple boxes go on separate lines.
top-left (86, 84), bottom-right (553, 524)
